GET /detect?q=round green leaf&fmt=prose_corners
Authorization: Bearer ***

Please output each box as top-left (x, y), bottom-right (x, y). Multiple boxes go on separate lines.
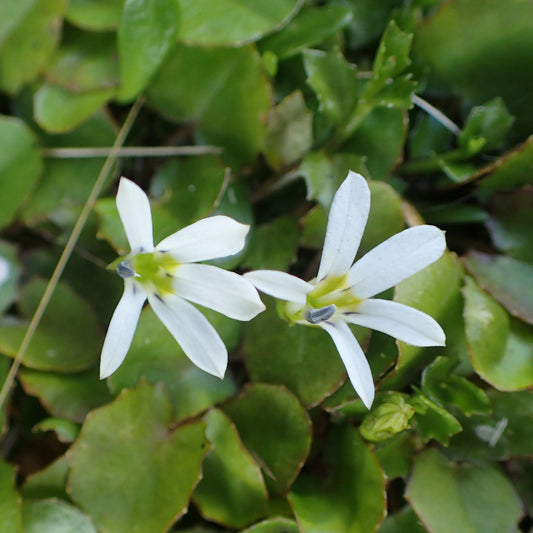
top-left (147, 43), bottom-right (270, 166)
top-left (193, 409), bottom-right (267, 528)
top-left (19, 368), bottom-right (112, 423)
top-left (45, 29), bottom-right (119, 92)
top-left (68, 381), bottom-right (209, 533)
top-left (0, 115), bottom-right (42, 229)
top-left (34, 417), bottom-right (81, 443)
top-left (22, 498), bottom-right (96, 533)
top-left (108, 307), bottom-right (238, 422)
top-left (384, 251), bottom-right (464, 390)
top-left (223, 383), bottom-right (311, 493)
top-left (0, 459), bottom-right (21, 533)
top-left (34, 84), bottom-right (115, 133)
top-left (464, 251), bottom-right (533, 325)
top-left (243, 300), bottom-right (348, 407)
top-left (21, 455), bottom-right (69, 501)
top-left (66, 0), bottom-right (123, 30)
top-left (178, 0), bottom-right (302, 46)
top-left (0, 0), bottom-right (66, 94)
top-left (463, 276), bottom-right (533, 390)
top-left (21, 110), bottom-right (117, 225)
top-left (0, 279), bottom-right (101, 373)
top-left (406, 448), bottom-right (523, 533)
top-left (118, 0), bottom-right (180, 101)
top-left (245, 215), bottom-right (300, 271)
top-left (289, 424), bottom-right (385, 533)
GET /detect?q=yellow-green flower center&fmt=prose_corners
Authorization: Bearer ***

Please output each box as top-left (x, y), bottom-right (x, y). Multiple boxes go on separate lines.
top-left (113, 252), bottom-right (181, 296)
top-left (281, 273), bottom-right (363, 325)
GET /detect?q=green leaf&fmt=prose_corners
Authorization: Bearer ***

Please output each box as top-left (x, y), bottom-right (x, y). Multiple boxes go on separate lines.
top-left (21, 110), bottom-right (117, 225)
top-left (242, 518), bottom-right (299, 533)
top-left (66, 0), bottom-right (123, 30)
top-left (263, 90), bottom-right (313, 170)
top-left (244, 299), bottom-right (349, 407)
top-left (34, 84), bottom-right (115, 133)
top-left (149, 155), bottom-right (226, 228)
top-left (464, 252), bottom-right (533, 325)
top-left (406, 448), bottom-right (523, 533)
top-left (21, 455), bottom-right (69, 501)
top-left (45, 29), bottom-right (119, 92)
top-left (245, 215), bottom-right (300, 271)
top-left (33, 417), bottom-right (80, 443)
top-left (290, 424), bottom-right (385, 533)
top-left (0, 0), bottom-right (67, 93)
top-left (147, 43), bottom-right (270, 166)
top-left (409, 391), bottom-right (462, 445)
top-left (421, 356), bottom-right (491, 416)
top-left (259, 3), bottom-right (352, 60)
top-left (22, 499), bottom-right (97, 533)
top-left (19, 368), bottom-right (112, 423)
top-left (413, 0), bottom-right (533, 138)
top-left (370, 20), bottom-right (413, 90)
top-left (193, 409), bottom-right (267, 528)
top-left (374, 432), bottom-right (417, 481)
top-left (0, 0), bottom-right (36, 48)
top-left (477, 136), bottom-right (533, 199)
top-left (68, 381), bottom-right (209, 533)
top-left (463, 276), bottom-right (533, 390)
top-left (303, 48), bottom-right (359, 127)
top-left (0, 459), bottom-right (21, 533)
top-left (340, 107), bottom-right (407, 180)
top-left (486, 187), bottom-right (533, 263)
top-left (300, 150), bottom-right (368, 209)
top-left (0, 115), bottom-right (42, 229)
top-left (223, 383), bottom-right (311, 493)
top-left (459, 98), bottom-right (514, 153)
top-left (383, 251), bottom-right (464, 390)
top-left (178, 0), bottom-right (302, 46)
top-left (118, 0), bottom-right (180, 101)
top-left (0, 279), bottom-right (101, 373)
top-left (108, 307), bottom-right (237, 422)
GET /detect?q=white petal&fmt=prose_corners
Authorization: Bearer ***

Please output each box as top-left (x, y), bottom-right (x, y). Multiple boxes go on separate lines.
top-left (156, 215), bottom-right (248, 262)
top-left (345, 299), bottom-right (446, 346)
top-left (173, 264), bottom-right (265, 320)
top-left (244, 270), bottom-right (312, 304)
top-left (348, 225), bottom-right (446, 299)
top-left (148, 293), bottom-right (227, 378)
top-left (116, 177), bottom-right (154, 253)
top-left (320, 320), bottom-right (375, 409)
top-left (100, 280), bottom-right (147, 379)
top-left (317, 171), bottom-right (370, 280)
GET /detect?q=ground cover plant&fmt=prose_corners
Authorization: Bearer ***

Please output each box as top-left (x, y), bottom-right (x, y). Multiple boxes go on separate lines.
top-left (0, 0), bottom-right (533, 531)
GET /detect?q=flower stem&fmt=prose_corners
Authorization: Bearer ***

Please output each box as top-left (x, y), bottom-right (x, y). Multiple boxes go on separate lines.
top-left (0, 98), bottom-right (144, 411)
top-left (413, 95), bottom-right (461, 135)
top-left (43, 145), bottom-right (222, 158)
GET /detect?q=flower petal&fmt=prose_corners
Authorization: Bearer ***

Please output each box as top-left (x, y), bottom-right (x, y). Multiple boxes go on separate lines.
top-left (100, 280), bottom-right (147, 379)
top-left (148, 293), bottom-right (227, 378)
top-left (156, 215), bottom-right (249, 262)
top-left (116, 177), bottom-right (154, 253)
top-left (173, 264), bottom-right (265, 320)
top-left (348, 225), bottom-right (446, 299)
top-left (317, 171), bottom-right (370, 280)
top-left (244, 270), bottom-right (312, 304)
top-left (345, 299), bottom-right (446, 346)
top-left (319, 320), bottom-right (375, 409)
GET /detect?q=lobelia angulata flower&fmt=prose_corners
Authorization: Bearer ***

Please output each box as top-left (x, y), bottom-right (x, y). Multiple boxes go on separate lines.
top-left (245, 171), bottom-right (446, 409)
top-left (100, 177), bottom-right (265, 380)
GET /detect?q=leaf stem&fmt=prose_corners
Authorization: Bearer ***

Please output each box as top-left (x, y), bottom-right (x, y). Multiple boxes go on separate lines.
top-left (0, 99), bottom-right (144, 412)
top-left (43, 145), bottom-right (222, 158)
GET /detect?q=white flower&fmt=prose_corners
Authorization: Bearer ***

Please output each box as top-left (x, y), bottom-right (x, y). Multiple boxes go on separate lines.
top-left (100, 177), bottom-right (265, 380)
top-left (245, 171), bottom-right (446, 409)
